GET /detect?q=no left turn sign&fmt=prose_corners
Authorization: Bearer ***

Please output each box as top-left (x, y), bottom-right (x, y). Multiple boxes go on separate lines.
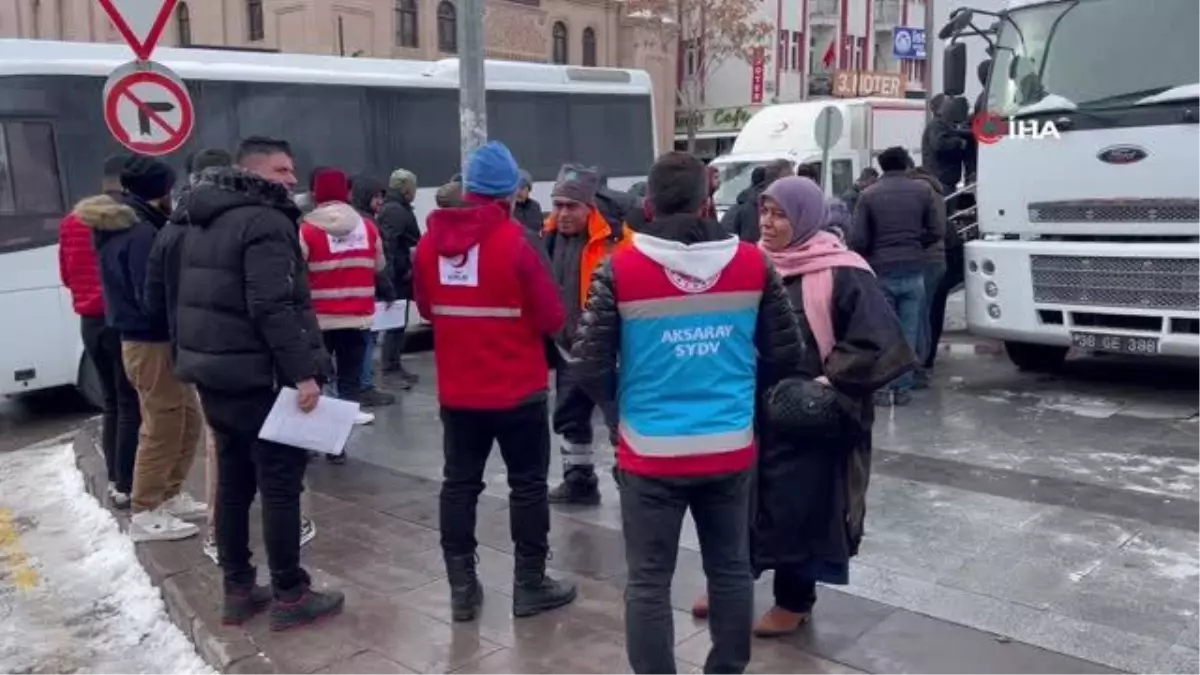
top-left (103, 61), bottom-right (194, 156)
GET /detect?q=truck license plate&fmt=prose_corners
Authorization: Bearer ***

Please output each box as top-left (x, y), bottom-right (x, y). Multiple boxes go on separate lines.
top-left (1071, 332), bottom-right (1159, 355)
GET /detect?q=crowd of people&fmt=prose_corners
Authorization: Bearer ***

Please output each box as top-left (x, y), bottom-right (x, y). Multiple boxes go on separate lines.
top-left (58, 118), bottom-right (964, 669)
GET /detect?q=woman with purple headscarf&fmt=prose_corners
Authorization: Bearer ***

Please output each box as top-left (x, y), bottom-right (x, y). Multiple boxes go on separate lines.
top-left (750, 176), bottom-right (914, 636)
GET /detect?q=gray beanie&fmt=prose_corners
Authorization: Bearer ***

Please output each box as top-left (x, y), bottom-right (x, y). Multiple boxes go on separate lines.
top-left (519, 170), bottom-right (533, 189)
top-left (551, 164), bottom-right (599, 204)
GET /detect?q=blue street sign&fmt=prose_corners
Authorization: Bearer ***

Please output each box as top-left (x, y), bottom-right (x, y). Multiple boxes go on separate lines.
top-left (892, 26), bottom-right (926, 60)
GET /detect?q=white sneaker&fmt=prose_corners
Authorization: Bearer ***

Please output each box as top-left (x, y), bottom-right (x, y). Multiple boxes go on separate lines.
top-left (202, 535), bottom-right (219, 565)
top-left (130, 509), bottom-right (199, 543)
top-left (106, 484), bottom-right (131, 510)
top-left (162, 493), bottom-right (208, 520)
top-left (354, 410), bottom-right (375, 426)
top-left (300, 516), bottom-right (317, 548)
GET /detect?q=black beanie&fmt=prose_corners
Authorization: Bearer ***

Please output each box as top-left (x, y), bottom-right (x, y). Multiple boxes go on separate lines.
top-left (120, 156), bottom-right (177, 201)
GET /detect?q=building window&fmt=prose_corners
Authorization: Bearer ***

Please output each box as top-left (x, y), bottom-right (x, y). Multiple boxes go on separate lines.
top-left (582, 27), bottom-right (596, 66)
top-left (177, 2), bottom-right (192, 46)
top-left (777, 29), bottom-right (787, 71)
top-left (437, 1), bottom-right (457, 53)
top-left (683, 38), bottom-right (699, 77)
top-left (791, 31), bottom-right (801, 71)
top-left (396, 0), bottom-right (418, 48)
top-left (247, 0), bottom-right (264, 41)
top-left (551, 21), bottom-right (568, 64)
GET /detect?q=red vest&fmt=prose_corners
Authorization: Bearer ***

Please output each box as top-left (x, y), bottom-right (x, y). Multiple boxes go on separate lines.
top-left (300, 217), bottom-right (379, 319)
top-left (415, 218), bottom-right (549, 410)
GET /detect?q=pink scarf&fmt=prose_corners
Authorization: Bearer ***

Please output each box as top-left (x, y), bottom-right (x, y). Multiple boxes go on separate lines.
top-left (760, 231), bottom-right (873, 362)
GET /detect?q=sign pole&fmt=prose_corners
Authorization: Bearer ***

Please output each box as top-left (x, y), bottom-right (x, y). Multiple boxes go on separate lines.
top-left (458, 0), bottom-right (487, 177)
top-left (924, 0), bottom-right (936, 122)
top-left (820, 124), bottom-right (832, 198)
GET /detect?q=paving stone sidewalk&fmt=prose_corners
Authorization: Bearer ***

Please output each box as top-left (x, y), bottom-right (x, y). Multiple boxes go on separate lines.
top-left (73, 424), bottom-right (1115, 674)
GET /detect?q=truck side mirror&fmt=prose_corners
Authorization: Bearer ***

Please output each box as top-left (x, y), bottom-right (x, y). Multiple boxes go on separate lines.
top-left (943, 42), bottom-right (968, 96)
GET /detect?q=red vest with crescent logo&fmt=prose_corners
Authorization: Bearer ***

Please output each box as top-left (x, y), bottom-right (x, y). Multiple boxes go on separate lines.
top-left (300, 218), bottom-right (379, 320)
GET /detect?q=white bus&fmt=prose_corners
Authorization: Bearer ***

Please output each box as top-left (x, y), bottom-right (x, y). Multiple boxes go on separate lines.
top-left (0, 39), bottom-right (659, 403)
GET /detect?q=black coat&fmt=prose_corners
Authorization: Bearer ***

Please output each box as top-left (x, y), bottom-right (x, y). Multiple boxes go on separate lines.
top-left (78, 193), bottom-right (170, 341)
top-left (376, 190), bottom-right (422, 300)
top-left (850, 172), bottom-right (940, 275)
top-left (567, 214), bottom-right (804, 431)
top-left (720, 183), bottom-right (765, 243)
top-left (753, 267), bottom-right (915, 576)
top-left (512, 196), bottom-right (545, 236)
top-left (171, 167), bottom-right (330, 395)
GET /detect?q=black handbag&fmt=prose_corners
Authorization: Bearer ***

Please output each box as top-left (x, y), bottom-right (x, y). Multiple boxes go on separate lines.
top-left (764, 377), bottom-right (857, 441)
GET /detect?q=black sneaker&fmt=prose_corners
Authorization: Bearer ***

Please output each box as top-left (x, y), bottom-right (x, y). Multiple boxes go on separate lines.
top-left (270, 584), bottom-right (345, 632)
top-left (512, 555), bottom-right (576, 618)
top-left (548, 468), bottom-right (600, 505)
top-left (326, 453), bottom-right (347, 465)
top-left (359, 387), bottom-right (396, 408)
top-left (223, 584), bottom-right (272, 625)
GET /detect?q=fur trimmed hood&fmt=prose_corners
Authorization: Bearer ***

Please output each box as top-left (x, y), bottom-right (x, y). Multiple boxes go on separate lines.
top-left (73, 195), bottom-right (137, 231)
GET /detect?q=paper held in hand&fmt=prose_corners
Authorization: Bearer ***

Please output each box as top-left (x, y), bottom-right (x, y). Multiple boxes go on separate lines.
top-left (372, 301), bottom-right (409, 332)
top-left (258, 387), bottom-right (360, 456)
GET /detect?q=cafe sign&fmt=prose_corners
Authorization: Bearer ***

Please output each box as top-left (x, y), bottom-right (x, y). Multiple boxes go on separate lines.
top-left (832, 70), bottom-right (905, 99)
top-left (675, 106), bottom-right (759, 135)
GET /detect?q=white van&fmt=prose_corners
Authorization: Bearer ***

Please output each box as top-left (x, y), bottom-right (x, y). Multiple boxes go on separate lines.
top-left (711, 98), bottom-right (927, 219)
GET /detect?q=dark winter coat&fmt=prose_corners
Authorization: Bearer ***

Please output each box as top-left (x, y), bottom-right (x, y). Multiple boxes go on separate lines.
top-left (752, 267), bottom-right (915, 577)
top-left (920, 115), bottom-right (971, 192)
top-left (595, 186), bottom-right (636, 232)
top-left (907, 171), bottom-right (948, 265)
top-left (720, 182), bottom-right (766, 243)
top-left (144, 205), bottom-right (188, 347)
top-left (78, 193), bottom-right (170, 342)
top-left (567, 214), bottom-right (804, 431)
top-left (512, 196), bottom-right (545, 237)
top-left (376, 189), bottom-right (422, 300)
top-left (850, 172), bottom-right (940, 275)
top-left (171, 167), bottom-right (330, 394)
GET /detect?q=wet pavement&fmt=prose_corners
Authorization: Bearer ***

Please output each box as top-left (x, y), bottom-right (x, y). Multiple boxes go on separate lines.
top-left (52, 338), bottom-right (1195, 674)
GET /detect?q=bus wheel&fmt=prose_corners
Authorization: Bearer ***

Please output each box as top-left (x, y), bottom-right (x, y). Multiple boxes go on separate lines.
top-left (76, 354), bottom-right (104, 410)
top-left (1004, 341), bottom-right (1068, 373)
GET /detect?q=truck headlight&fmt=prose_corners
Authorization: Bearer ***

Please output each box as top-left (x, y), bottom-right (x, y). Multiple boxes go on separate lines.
top-left (988, 304), bottom-right (1002, 319)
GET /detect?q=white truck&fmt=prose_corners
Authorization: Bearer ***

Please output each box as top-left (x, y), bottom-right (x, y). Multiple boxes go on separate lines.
top-left (709, 98), bottom-right (927, 220)
top-left (941, 0), bottom-right (1199, 370)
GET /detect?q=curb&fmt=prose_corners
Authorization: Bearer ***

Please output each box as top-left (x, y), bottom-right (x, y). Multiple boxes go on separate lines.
top-left (70, 423), bottom-right (276, 674)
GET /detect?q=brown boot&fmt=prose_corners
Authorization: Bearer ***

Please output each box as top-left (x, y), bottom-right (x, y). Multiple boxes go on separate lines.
top-left (753, 606), bottom-right (810, 638)
top-left (691, 593), bottom-right (709, 619)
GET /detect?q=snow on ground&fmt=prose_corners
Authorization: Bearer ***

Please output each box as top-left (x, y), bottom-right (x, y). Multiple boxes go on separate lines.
top-left (0, 442), bottom-right (212, 674)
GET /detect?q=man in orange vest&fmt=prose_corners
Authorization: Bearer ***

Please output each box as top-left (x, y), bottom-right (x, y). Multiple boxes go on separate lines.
top-left (542, 165), bottom-right (633, 505)
top-left (414, 140), bottom-right (576, 622)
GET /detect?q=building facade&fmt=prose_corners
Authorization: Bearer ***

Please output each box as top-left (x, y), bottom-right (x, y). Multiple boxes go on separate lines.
top-left (0, 0), bottom-right (677, 154)
top-left (678, 0), bottom-right (952, 158)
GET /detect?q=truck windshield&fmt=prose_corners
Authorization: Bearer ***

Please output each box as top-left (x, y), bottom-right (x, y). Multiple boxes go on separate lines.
top-left (713, 161), bottom-right (765, 209)
top-left (986, 0), bottom-right (1199, 116)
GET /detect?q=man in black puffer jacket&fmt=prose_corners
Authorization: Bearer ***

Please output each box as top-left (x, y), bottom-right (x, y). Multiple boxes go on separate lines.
top-left (569, 151), bottom-right (803, 674)
top-left (171, 136), bottom-right (343, 631)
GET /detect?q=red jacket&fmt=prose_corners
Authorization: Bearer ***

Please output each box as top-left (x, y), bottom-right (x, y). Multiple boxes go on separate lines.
top-left (58, 212), bottom-right (105, 318)
top-left (414, 198), bottom-right (565, 410)
top-left (299, 203), bottom-right (385, 330)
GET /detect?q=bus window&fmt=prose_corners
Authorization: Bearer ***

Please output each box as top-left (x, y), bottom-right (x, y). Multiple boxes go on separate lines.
top-left (0, 120), bottom-right (65, 254)
top-left (831, 159), bottom-right (854, 196)
top-left (0, 125), bottom-right (14, 214)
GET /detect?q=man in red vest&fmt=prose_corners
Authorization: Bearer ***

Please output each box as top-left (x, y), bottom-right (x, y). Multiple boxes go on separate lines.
top-left (414, 140), bottom-right (575, 623)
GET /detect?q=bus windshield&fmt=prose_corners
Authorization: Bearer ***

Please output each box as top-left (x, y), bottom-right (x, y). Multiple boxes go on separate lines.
top-left (986, 0), bottom-right (1199, 116)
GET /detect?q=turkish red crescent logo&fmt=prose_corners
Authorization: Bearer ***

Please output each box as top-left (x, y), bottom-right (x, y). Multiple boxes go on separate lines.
top-left (973, 113), bottom-right (1007, 144)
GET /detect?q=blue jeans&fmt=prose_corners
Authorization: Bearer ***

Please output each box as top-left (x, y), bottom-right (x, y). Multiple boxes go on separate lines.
top-left (879, 271), bottom-right (926, 391)
top-left (917, 262), bottom-right (947, 366)
top-left (361, 331), bottom-right (378, 391)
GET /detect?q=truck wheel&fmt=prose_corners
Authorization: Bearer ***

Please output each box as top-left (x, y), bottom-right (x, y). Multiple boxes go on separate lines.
top-left (1004, 341), bottom-right (1068, 373)
top-left (76, 354), bottom-right (105, 410)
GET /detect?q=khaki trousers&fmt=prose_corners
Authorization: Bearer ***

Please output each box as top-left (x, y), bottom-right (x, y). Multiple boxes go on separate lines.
top-left (122, 341), bottom-right (202, 513)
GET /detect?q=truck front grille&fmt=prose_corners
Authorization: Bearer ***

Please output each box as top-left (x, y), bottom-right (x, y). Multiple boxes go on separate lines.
top-left (1028, 199), bottom-right (1199, 223)
top-left (1030, 255), bottom-right (1199, 311)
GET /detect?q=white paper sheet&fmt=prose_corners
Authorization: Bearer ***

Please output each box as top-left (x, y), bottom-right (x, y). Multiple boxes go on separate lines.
top-left (371, 300), bottom-right (409, 332)
top-left (258, 387), bottom-right (360, 456)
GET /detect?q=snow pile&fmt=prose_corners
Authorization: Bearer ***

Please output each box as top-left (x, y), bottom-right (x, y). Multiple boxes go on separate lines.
top-left (0, 443), bottom-right (213, 674)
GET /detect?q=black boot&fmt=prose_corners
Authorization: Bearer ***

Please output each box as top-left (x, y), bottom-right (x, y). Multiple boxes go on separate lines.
top-left (548, 466), bottom-right (601, 505)
top-left (222, 582), bottom-right (272, 625)
top-left (445, 553), bottom-right (484, 622)
top-left (512, 555), bottom-right (576, 618)
top-left (270, 574), bottom-right (346, 632)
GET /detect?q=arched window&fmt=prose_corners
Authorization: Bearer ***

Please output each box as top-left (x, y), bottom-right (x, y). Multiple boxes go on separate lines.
top-left (396, 0), bottom-right (419, 48)
top-left (437, 1), bottom-right (457, 54)
top-left (247, 0), bottom-right (264, 41)
top-left (582, 27), bottom-right (597, 66)
top-left (551, 21), bottom-right (568, 64)
top-left (177, 2), bottom-right (192, 47)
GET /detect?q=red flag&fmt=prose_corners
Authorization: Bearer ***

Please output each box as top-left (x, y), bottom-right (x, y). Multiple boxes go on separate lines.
top-left (821, 39), bottom-right (836, 68)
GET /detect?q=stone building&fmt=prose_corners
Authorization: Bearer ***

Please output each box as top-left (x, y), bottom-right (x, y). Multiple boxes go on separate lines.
top-left (0, 0), bottom-right (677, 153)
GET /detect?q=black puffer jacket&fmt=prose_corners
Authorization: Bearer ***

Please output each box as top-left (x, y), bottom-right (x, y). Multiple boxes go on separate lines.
top-left (568, 214), bottom-right (803, 431)
top-left (171, 167), bottom-right (329, 393)
top-left (720, 182), bottom-right (766, 243)
top-left (376, 189), bottom-right (422, 300)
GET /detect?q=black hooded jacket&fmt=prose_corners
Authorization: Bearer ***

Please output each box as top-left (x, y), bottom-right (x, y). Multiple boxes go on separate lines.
top-left (375, 188), bottom-right (422, 300)
top-left (349, 176), bottom-right (397, 303)
top-left (167, 167), bottom-right (330, 394)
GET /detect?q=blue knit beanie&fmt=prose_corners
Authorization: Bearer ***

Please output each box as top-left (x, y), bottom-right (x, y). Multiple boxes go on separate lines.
top-left (465, 141), bottom-right (521, 198)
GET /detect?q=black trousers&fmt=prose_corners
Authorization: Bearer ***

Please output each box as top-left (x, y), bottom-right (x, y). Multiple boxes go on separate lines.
top-left (323, 328), bottom-right (368, 403)
top-left (80, 315), bottom-right (140, 494)
top-left (552, 368), bottom-right (597, 446)
top-left (773, 568), bottom-right (818, 614)
top-left (439, 399), bottom-right (551, 560)
top-left (925, 246), bottom-right (965, 369)
top-left (199, 387), bottom-right (310, 593)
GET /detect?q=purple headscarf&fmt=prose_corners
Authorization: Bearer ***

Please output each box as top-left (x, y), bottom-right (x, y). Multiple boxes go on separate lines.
top-left (761, 176), bottom-right (829, 245)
